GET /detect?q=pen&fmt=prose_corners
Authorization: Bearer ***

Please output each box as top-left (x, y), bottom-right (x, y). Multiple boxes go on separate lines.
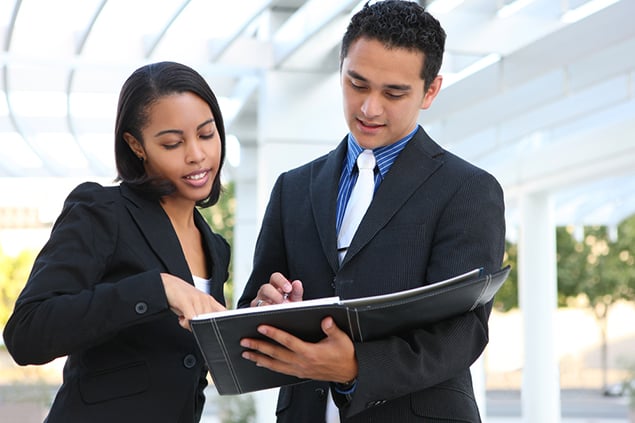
top-left (283, 292), bottom-right (289, 301)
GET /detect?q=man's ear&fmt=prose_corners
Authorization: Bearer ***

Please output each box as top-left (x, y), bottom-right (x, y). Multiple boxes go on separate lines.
top-left (421, 75), bottom-right (443, 110)
top-left (123, 132), bottom-right (145, 161)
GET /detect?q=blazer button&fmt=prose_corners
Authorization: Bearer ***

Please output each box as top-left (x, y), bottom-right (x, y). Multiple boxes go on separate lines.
top-left (134, 302), bottom-right (148, 315)
top-left (183, 354), bottom-right (197, 369)
top-left (314, 388), bottom-right (326, 399)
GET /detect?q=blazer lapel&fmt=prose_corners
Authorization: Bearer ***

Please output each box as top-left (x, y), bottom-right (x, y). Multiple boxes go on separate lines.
top-left (310, 138), bottom-right (348, 272)
top-left (341, 128), bottom-right (445, 266)
top-left (121, 184), bottom-right (192, 283)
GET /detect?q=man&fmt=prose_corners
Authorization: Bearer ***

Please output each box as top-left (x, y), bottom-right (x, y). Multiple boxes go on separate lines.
top-left (237, 1), bottom-right (506, 422)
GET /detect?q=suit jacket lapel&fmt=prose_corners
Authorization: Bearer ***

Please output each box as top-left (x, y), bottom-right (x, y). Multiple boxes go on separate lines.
top-left (121, 184), bottom-right (192, 283)
top-left (341, 128), bottom-right (445, 266)
top-left (310, 138), bottom-right (348, 272)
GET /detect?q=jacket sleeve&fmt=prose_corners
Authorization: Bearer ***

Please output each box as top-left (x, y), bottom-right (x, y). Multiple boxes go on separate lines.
top-left (2, 183), bottom-right (170, 365)
top-left (237, 173), bottom-right (289, 309)
top-left (339, 170), bottom-right (506, 417)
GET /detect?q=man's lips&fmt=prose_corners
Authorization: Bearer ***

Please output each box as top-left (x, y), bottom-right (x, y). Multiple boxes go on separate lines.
top-left (357, 118), bottom-right (385, 130)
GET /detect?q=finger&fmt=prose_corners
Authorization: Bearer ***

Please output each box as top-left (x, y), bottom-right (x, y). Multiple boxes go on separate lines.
top-left (289, 280), bottom-right (304, 302)
top-left (270, 272), bottom-right (293, 295)
top-left (178, 316), bottom-right (192, 331)
top-left (241, 348), bottom-right (287, 373)
top-left (256, 325), bottom-right (303, 352)
top-left (254, 283), bottom-right (284, 306)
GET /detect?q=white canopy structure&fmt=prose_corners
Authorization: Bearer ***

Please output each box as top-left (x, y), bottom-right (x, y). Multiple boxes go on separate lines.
top-left (1, 1), bottom-right (634, 421)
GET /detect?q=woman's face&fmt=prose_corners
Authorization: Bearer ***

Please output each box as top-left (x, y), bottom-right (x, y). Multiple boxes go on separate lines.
top-left (126, 92), bottom-right (221, 205)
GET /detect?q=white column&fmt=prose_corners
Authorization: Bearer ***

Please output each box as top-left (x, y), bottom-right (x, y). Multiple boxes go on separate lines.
top-left (232, 143), bottom-right (259, 306)
top-left (471, 355), bottom-right (487, 420)
top-left (518, 192), bottom-right (561, 423)
top-left (245, 70), bottom-right (344, 423)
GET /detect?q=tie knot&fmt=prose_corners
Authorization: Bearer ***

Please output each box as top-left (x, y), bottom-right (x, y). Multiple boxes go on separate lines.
top-left (356, 149), bottom-right (375, 170)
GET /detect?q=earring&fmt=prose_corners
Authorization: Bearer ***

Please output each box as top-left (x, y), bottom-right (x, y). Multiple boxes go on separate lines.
top-left (138, 156), bottom-right (145, 162)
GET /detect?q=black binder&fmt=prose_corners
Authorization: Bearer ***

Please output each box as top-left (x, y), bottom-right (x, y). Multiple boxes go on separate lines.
top-left (191, 266), bottom-right (510, 395)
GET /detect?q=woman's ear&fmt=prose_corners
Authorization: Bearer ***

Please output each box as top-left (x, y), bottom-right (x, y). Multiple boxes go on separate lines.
top-left (123, 132), bottom-right (146, 161)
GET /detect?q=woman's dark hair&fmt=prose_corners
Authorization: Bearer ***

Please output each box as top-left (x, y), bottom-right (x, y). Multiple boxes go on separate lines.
top-left (114, 61), bottom-right (226, 208)
top-left (340, 0), bottom-right (446, 92)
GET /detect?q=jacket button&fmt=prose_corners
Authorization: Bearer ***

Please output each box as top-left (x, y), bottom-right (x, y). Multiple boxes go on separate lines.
top-left (314, 388), bottom-right (326, 399)
top-left (183, 354), bottom-right (197, 369)
top-left (134, 302), bottom-right (148, 314)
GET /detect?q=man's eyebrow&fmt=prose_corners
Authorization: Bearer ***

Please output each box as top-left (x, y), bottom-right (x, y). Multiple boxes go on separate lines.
top-left (346, 69), bottom-right (411, 91)
top-left (154, 118), bottom-right (215, 137)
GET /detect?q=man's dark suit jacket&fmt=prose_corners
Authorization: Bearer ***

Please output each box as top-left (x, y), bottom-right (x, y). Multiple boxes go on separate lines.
top-left (238, 127), bottom-right (506, 422)
top-left (3, 182), bottom-right (230, 423)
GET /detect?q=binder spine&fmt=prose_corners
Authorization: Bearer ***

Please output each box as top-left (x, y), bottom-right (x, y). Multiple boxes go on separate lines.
top-left (347, 308), bottom-right (363, 342)
top-left (470, 274), bottom-right (491, 311)
top-left (209, 319), bottom-right (242, 394)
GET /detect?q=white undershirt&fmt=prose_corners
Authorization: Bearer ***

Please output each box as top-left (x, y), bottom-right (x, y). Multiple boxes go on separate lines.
top-left (326, 389), bottom-right (340, 422)
top-left (192, 275), bottom-right (211, 294)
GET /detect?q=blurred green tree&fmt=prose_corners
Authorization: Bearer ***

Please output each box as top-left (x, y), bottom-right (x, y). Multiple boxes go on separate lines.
top-left (198, 181), bottom-right (236, 306)
top-left (0, 248), bottom-right (37, 327)
top-left (557, 216), bottom-right (635, 388)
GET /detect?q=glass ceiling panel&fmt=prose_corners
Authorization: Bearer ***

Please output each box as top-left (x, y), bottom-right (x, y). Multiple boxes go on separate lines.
top-left (81, 0), bottom-right (185, 61)
top-left (0, 93), bottom-right (7, 116)
top-left (31, 132), bottom-right (88, 170)
top-left (151, 0), bottom-right (270, 63)
top-left (76, 133), bottom-right (116, 176)
top-left (0, 1), bottom-right (17, 42)
top-left (10, 0), bottom-right (102, 58)
top-left (10, 91), bottom-right (67, 117)
top-left (0, 132), bottom-right (42, 169)
top-left (69, 92), bottom-right (118, 119)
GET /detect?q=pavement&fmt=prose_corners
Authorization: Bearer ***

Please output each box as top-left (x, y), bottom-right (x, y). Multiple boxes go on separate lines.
top-left (0, 381), bottom-right (630, 422)
top-left (197, 388), bottom-right (632, 423)
top-left (484, 389), bottom-right (630, 422)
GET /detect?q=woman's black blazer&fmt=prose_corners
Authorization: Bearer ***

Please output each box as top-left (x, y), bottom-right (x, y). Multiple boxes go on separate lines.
top-left (3, 182), bottom-right (230, 423)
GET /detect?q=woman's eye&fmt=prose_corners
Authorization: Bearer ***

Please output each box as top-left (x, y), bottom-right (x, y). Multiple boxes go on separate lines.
top-left (163, 142), bottom-right (181, 150)
top-left (200, 132), bottom-right (215, 140)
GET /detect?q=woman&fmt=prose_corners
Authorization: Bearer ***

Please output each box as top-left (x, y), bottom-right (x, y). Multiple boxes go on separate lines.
top-left (3, 61), bottom-right (230, 423)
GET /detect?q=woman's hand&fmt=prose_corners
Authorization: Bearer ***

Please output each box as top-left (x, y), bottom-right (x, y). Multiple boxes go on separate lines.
top-left (161, 273), bottom-right (226, 330)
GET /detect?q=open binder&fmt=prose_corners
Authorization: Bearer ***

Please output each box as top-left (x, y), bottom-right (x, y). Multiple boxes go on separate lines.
top-left (191, 265), bottom-right (510, 395)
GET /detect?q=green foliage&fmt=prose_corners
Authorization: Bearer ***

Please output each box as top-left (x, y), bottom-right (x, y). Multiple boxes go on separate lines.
top-left (557, 216), bottom-right (635, 315)
top-left (198, 181), bottom-right (236, 307)
top-left (214, 393), bottom-right (256, 423)
top-left (0, 248), bottom-right (37, 327)
top-left (493, 240), bottom-right (518, 311)
top-left (493, 214), bottom-right (635, 312)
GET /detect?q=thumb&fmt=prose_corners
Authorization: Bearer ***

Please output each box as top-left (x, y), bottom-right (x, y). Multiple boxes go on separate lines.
top-left (321, 316), bottom-right (336, 335)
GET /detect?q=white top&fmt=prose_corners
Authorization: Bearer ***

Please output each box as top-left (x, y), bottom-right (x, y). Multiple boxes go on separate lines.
top-left (192, 275), bottom-right (211, 294)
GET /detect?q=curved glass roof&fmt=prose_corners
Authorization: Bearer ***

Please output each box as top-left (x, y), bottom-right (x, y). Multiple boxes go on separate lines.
top-left (1, 0), bottom-right (634, 232)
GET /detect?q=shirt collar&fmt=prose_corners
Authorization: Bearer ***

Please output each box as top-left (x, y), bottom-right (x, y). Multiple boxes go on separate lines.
top-left (345, 126), bottom-right (419, 179)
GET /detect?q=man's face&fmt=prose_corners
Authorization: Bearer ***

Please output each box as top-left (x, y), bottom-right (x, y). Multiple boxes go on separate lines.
top-left (340, 37), bottom-right (441, 149)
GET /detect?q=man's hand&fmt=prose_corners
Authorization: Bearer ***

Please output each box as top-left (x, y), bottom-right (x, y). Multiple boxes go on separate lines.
top-left (239, 317), bottom-right (358, 384)
top-left (250, 272), bottom-right (304, 307)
